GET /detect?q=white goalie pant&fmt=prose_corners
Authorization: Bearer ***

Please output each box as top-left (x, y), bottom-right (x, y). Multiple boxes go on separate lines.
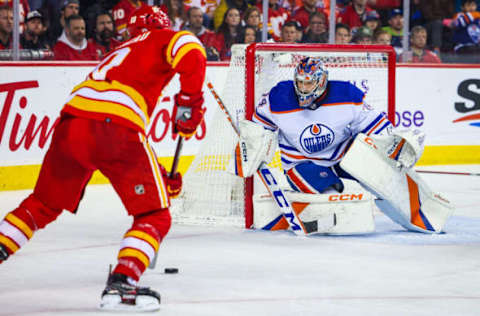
top-left (339, 133), bottom-right (454, 234)
top-left (253, 184), bottom-right (376, 235)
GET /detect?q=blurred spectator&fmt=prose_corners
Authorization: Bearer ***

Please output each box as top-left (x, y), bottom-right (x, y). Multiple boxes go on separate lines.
top-left (352, 25), bottom-right (373, 44)
top-left (215, 7), bottom-right (243, 60)
top-left (0, 5), bottom-right (12, 49)
top-left (183, 6), bottom-right (219, 60)
top-left (337, 0), bottom-right (372, 31)
top-left (399, 25), bottom-right (441, 63)
top-left (366, 0), bottom-right (400, 26)
top-left (373, 28), bottom-right (392, 45)
top-left (280, 20), bottom-right (299, 42)
top-left (53, 14), bottom-right (98, 60)
top-left (20, 10), bottom-right (50, 49)
top-left (382, 8), bottom-right (403, 53)
top-left (419, 0), bottom-right (455, 55)
top-left (292, 0), bottom-right (326, 31)
top-left (160, 0), bottom-right (189, 31)
top-left (301, 11), bottom-right (327, 43)
top-left (112, 0), bottom-right (147, 41)
top-left (256, 0), bottom-right (290, 41)
top-left (243, 25), bottom-right (256, 44)
top-left (0, 0), bottom-right (30, 33)
top-left (213, 0), bottom-right (250, 30)
top-left (183, 0), bottom-right (220, 29)
top-left (48, 0), bottom-right (79, 46)
top-left (88, 11), bottom-right (119, 59)
top-left (335, 22), bottom-right (351, 44)
top-left (363, 9), bottom-right (381, 34)
top-left (451, 0), bottom-right (480, 63)
top-left (243, 6), bottom-right (263, 42)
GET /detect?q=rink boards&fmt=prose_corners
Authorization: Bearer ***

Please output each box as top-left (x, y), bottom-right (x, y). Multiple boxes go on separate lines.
top-left (0, 62), bottom-right (479, 190)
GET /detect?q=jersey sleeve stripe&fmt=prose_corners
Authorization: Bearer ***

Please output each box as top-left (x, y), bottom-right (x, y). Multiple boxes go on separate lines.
top-left (172, 42), bottom-right (206, 69)
top-left (366, 117), bottom-right (387, 135)
top-left (0, 234), bottom-right (19, 253)
top-left (374, 121), bottom-right (392, 135)
top-left (360, 114), bottom-right (383, 134)
top-left (253, 110), bottom-right (276, 129)
top-left (167, 31), bottom-right (206, 66)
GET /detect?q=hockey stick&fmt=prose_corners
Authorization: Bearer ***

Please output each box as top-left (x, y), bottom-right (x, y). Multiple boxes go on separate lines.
top-left (206, 80), bottom-right (307, 236)
top-left (149, 122), bottom-right (186, 269)
top-left (416, 170), bottom-right (480, 177)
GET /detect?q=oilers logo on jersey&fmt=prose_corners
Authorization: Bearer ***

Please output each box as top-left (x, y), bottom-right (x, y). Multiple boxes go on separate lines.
top-left (300, 124), bottom-right (335, 154)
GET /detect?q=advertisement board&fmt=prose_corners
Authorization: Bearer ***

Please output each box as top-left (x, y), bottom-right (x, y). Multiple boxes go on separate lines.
top-left (0, 62), bottom-right (479, 190)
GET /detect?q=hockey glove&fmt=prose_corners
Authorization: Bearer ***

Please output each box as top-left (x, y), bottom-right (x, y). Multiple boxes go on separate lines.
top-left (172, 91), bottom-right (205, 138)
top-left (159, 163), bottom-right (183, 198)
top-left (166, 172), bottom-right (182, 198)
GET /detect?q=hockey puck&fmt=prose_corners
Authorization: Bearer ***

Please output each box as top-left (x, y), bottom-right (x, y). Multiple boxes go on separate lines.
top-left (164, 267), bottom-right (179, 274)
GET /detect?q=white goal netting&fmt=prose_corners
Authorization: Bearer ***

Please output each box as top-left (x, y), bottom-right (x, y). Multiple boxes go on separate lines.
top-left (171, 44), bottom-right (394, 228)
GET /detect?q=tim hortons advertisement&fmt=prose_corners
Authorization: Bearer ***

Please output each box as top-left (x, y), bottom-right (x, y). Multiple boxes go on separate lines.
top-left (0, 64), bottom-right (227, 167)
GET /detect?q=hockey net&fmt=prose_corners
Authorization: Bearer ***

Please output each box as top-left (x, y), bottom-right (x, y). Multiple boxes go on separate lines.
top-left (172, 43), bottom-right (396, 228)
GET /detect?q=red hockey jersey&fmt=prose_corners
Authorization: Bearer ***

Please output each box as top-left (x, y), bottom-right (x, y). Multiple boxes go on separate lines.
top-left (62, 29), bottom-right (207, 134)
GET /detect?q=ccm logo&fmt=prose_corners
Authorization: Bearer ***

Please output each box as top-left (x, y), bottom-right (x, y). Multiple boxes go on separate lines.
top-left (364, 137), bottom-right (377, 149)
top-left (329, 194), bottom-right (363, 201)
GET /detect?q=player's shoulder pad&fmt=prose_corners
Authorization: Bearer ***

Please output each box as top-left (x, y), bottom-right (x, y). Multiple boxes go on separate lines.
top-left (268, 80), bottom-right (301, 113)
top-left (321, 80), bottom-right (365, 106)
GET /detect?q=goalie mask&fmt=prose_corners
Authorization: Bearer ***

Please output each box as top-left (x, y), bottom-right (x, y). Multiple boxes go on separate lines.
top-left (294, 57), bottom-right (328, 109)
top-left (127, 6), bottom-right (171, 38)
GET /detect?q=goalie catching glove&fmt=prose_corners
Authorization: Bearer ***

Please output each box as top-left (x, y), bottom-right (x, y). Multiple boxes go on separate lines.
top-left (227, 120), bottom-right (277, 178)
top-left (369, 129), bottom-right (425, 169)
top-left (172, 91), bottom-right (205, 138)
top-left (158, 164), bottom-right (182, 198)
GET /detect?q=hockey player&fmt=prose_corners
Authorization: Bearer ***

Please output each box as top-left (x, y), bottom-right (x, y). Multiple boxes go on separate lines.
top-left (0, 5), bottom-right (206, 312)
top-left (233, 57), bottom-right (453, 235)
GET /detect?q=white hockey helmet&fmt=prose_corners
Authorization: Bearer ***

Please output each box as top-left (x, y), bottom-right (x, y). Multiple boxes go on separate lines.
top-left (294, 57), bottom-right (328, 108)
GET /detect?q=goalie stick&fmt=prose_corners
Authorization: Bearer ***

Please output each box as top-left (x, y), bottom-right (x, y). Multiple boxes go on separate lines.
top-left (416, 170), bottom-right (480, 177)
top-left (206, 80), bottom-right (308, 236)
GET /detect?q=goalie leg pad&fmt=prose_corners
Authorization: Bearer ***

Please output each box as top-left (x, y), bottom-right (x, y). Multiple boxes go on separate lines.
top-left (339, 134), bottom-right (454, 233)
top-left (253, 189), bottom-right (375, 235)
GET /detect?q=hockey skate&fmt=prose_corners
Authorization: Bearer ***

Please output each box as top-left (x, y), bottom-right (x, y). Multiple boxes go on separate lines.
top-left (99, 273), bottom-right (161, 312)
top-left (0, 244), bottom-right (9, 263)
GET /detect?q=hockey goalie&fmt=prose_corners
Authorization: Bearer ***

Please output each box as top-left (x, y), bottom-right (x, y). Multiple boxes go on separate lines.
top-left (228, 57), bottom-right (454, 235)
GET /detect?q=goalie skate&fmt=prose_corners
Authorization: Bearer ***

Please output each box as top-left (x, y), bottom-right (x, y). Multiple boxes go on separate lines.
top-left (99, 273), bottom-right (161, 312)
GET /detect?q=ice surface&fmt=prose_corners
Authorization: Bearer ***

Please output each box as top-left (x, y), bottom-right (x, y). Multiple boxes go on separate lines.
top-left (1, 165), bottom-right (479, 316)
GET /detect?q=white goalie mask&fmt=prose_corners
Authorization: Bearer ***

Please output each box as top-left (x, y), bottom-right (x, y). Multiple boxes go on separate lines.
top-left (294, 57), bottom-right (328, 109)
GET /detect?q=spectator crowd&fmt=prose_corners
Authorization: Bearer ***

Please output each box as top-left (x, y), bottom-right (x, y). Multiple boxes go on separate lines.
top-left (0, 0), bottom-right (479, 63)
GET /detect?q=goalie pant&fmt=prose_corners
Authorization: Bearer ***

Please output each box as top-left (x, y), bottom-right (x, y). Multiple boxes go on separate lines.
top-left (0, 116), bottom-right (171, 281)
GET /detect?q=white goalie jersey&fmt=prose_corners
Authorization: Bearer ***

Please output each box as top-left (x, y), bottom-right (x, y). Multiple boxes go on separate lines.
top-left (252, 80), bottom-right (393, 170)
